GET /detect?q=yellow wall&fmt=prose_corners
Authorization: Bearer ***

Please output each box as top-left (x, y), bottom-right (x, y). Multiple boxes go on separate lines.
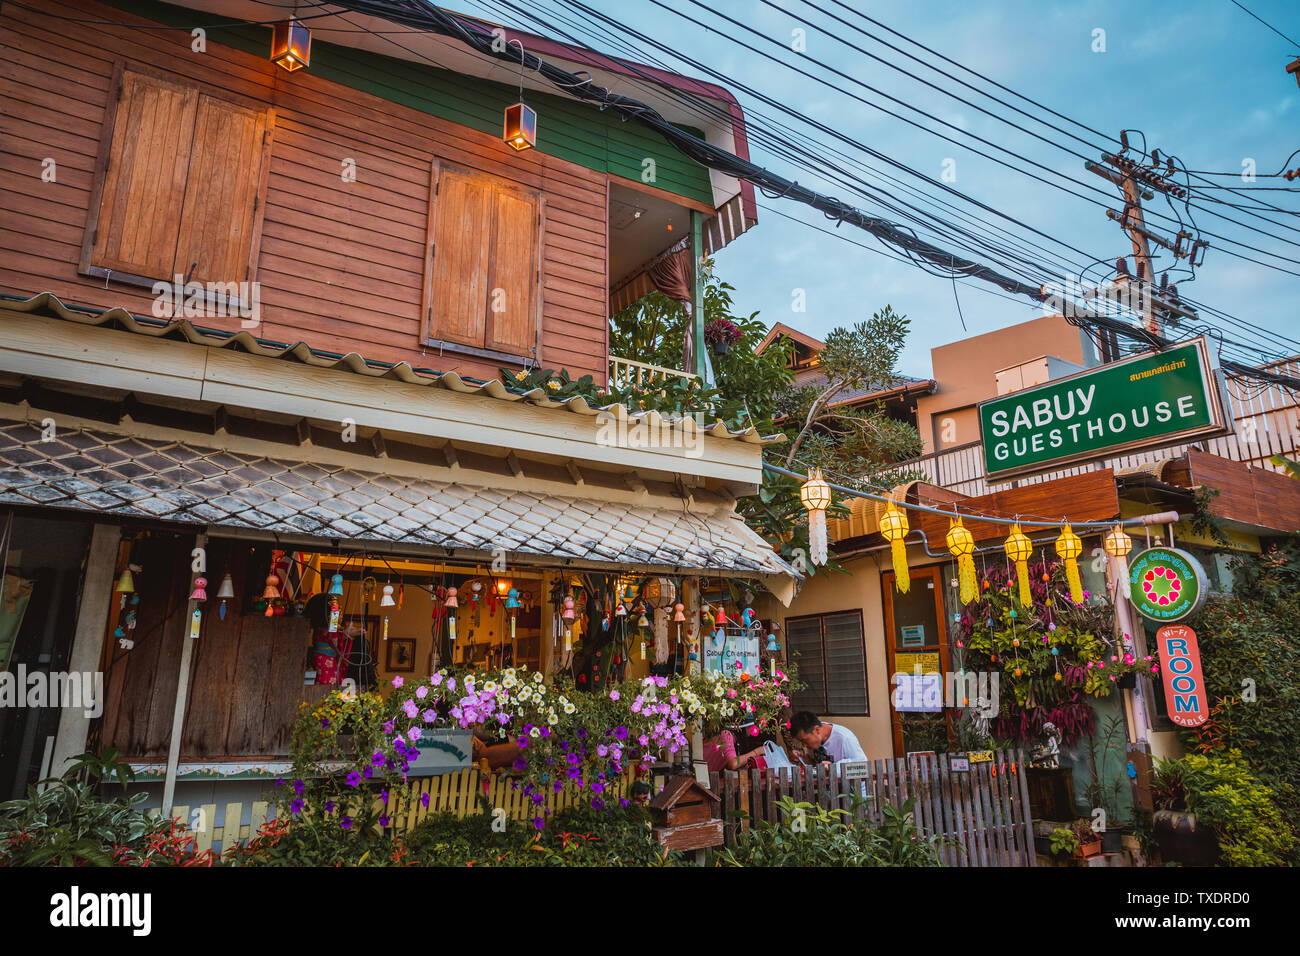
top-left (769, 550), bottom-right (897, 760)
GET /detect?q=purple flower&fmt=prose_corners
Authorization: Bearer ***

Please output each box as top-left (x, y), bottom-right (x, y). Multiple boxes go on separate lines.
top-left (340, 815), bottom-right (353, 830)
top-left (363, 766), bottom-right (374, 779)
top-left (320, 718), bottom-right (330, 729)
top-left (380, 789), bottom-right (389, 803)
top-left (614, 726), bottom-right (628, 740)
top-left (382, 720), bottom-right (394, 735)
top-left (293, 778), bottom-right (305, 795)
top-left (513, 757), bottom-right (528, 771)
top-left (533, 817), bottom-right (545, 831)
top-left (346, 771), bottom-right (361, 787)
top-left (420, 792), bottom-right (430, 808)
top-left (324, 800), bottom-right (335, 814)
top-left (379, 814), bottom-right (390, 827)
top-left (371, 750), bottom-right (386, 766)
top-left (290, 798), bottom-right (304, 814)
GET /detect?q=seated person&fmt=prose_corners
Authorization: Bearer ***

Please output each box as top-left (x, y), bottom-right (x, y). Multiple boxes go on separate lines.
top-left (703, 719), bottom-right (766, 774)
top-left (789, 711), bottom-right (867, 764)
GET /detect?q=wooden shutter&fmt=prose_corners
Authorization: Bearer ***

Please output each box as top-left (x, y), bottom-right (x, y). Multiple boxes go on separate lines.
top-left (822, 612), bottom-right (868, 714)
top-left (427, 166), bottom-right (493, 348)
top-left (485, 188), bottom-right (540, 355)
top-left (172, 95), bottom-right (270, 285)
top-left (89, 70), bottom-right (198, 279)
top-left (786, 616), bottom-right (827, 713)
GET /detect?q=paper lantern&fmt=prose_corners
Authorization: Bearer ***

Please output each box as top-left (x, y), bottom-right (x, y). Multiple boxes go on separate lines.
top-left (380, 584), bottom-right (395, 607)
top-left (946, 517), bottom-right (977, 605)
top-left (189, 577), bottom-right (208, 602)
top-left (879, 498), bottom-right (910, 594)
top-left (1003, 524), bottom-right (1034, 607)
top-left (270, 19), bottom-right (311, 72)
top-left (800, 468), bottom-right (832, 566)
top-left (1055, 523), bottom-right (1084, 604)
top-left (1103, 525), bottom-right (1133, 600)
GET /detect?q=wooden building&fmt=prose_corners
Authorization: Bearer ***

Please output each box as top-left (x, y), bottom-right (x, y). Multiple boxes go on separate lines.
top-left (0, 0), bottom-right (793, 810)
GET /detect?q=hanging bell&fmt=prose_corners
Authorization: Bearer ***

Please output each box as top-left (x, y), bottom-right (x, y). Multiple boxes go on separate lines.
top-left (262, 572), bottom-right (280, 601)
top-left (189, 577), bottom-right (208, 602)
top-left (328, 573), bottom-right (344, 596)
top-left (380, 583), bottom-right (396, 607)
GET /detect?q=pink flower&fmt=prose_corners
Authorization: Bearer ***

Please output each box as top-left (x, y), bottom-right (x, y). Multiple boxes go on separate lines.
top-left (1150, 665), bottom-right (1159, 673)
top-left (748, 726), bottom-right (759, 736)
top-left (416, 685), bottom-right (429, 699)
top-left (391, 675), bottom-right (404, 688)
top-left (430, 673), bottom-right (443, 686)
top-left (609, 690), bottom-right (620, 701)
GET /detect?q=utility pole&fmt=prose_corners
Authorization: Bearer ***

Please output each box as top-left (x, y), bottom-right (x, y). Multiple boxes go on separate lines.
top-left (1084, 135), bottom-right (1206, 339)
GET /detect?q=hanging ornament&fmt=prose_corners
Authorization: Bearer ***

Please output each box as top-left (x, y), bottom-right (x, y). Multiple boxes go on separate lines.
top-left (1003, 524), bottom-right (1033, 607)
top-left (878, 497), bottom-right (910, 593)
top-left (505, 587), bottom-right (521, 640)
top-left (216, 573), bottom-right (235, 621)
top-left (189, 577), bottom-right (208, 602)
top-left (262, 572), bottom-right (280, 600)
top-left (946, 517), bottom-right (977, 605)
top-left (1103, 524), bottom-right (1133, 600)
top-left (562, 594), bottom-right (576, 652)
top-left (1055, 522), bottom-right (1084, 604)
top-left (329, 573), bottom-right (344, 596)
top-left (800, 468), bottom-right (832, 566)
top-left (381, 583), bottom-right (396, 607)
top-left (445, 586), bottom-right (458, 644)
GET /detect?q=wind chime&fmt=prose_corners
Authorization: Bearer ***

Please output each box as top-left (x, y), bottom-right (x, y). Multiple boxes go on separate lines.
top-left (216, 573), bottom-right (235, 621)
top-left (114, 564), bottom-right (140, 650)
top-left (380, 581), bottom-right (395, 641)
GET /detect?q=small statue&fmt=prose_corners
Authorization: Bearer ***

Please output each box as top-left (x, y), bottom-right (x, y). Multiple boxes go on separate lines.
top-left (1030, 721), bottom-right (1062, 769)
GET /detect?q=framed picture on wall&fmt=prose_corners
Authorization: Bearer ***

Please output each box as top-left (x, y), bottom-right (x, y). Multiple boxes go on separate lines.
top-left (386, 638), bottom-right (416, 672)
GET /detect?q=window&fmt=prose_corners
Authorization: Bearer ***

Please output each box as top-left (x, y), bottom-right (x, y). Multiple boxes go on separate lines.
top-left (80, 67), bottom-right (274, 292)
top-left (785, 610), bottom-right (868, 715)
top-left (422, 161), bottom-right (543, 362)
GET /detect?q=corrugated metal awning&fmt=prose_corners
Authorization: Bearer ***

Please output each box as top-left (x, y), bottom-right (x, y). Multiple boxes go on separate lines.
top-left (0, 418), bottom-right (799, 602)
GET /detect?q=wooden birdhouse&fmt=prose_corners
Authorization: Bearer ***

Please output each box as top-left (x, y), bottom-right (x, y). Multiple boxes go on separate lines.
top-left (648, 775), bottom-right (723, 850)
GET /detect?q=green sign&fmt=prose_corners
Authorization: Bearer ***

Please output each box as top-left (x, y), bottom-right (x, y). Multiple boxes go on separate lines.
top-left (1129, 547), bottom-right (1208, 623)
top-left (979, 339), bottom-right (1228, 479)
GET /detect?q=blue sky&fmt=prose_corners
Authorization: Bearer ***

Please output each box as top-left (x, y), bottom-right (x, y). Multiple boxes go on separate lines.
top-left (466, 0), bottom-right (1299, 379)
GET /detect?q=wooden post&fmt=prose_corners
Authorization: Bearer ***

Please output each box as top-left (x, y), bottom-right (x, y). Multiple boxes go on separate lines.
top-left (162, 531), bottom-right (206, 816)
top-left (50, 523), bottom-right (120, 778)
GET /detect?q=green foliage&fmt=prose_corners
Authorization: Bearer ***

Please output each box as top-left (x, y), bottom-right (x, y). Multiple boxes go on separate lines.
top-left (1188, 541), bottom-right (1300, 814)
top-left (711, 796), bottom-right (949, 867)
top-left (0, 749), bottom-right (185, 866)
top-left (1151, 751), bottom-right (1298, 866)
top-left (1049, 826), bottom-right (1079, 858)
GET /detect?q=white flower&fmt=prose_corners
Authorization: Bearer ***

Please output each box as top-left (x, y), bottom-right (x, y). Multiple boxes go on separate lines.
top-left (564, 702), bottom-right (576, 714)
top-left (484, 681), bottom-right (497, 694)
top-left (548, 713), bottom-right (559, 725)
top-left (533, 671), bottom-right (544, 684)
top-left (530, 726), bottom-right (541, 737)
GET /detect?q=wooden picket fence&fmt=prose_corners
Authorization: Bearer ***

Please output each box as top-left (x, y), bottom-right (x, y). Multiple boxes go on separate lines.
top-left (151, 766), bottom-right (632, 853)
top-left (709, 748), bottom-right (1037, 867)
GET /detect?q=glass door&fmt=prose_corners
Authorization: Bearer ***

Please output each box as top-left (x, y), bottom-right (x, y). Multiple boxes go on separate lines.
top-left (881, 564), bottom-right (951, 757)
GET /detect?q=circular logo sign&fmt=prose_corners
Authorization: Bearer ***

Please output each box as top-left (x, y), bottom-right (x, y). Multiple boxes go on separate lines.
top-left (1129, 547), bottom-right (1207, 622)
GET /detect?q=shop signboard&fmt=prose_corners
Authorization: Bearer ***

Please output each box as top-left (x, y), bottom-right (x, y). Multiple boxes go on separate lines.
top-left (891, 651), bottom-right (942, 713)
top-left (1129, 547), bottom-right (1208, 623)
top-left (408, 728), bottom-right (474, 777)
top-left (979, 338), bottom-right (1230, 481)
top-left (1155, 624), bottom-right (1208, 728)
top-left (704, 627), bottom-right (760, 677)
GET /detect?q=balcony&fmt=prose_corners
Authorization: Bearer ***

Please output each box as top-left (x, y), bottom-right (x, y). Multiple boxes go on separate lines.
top-left (608, 356), bottom-right (698, 390)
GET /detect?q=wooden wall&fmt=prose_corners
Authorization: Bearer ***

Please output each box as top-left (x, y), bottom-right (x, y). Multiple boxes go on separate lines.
top-left (100, 535), bottom-right (309, 759)
top-left (0, 0), bottom-right (609, 383)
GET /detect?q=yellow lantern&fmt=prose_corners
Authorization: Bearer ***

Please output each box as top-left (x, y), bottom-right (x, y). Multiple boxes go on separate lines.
top-left (1004, 523), bottom-right (1034, 607)
top-left (879, 499), bottom-right (910, 594)
top-left (801, 468), bottom-right (832, 566)
top-left (1055, 522), bottom-right (1084, 604)
top-left (946, 517), bottom-right (977, 605)
top-left (1103, 524), bottom-right (1133, 600)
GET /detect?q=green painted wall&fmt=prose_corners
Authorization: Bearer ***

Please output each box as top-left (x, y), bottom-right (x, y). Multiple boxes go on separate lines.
top-left (110, 0), bottom-right (714, 205)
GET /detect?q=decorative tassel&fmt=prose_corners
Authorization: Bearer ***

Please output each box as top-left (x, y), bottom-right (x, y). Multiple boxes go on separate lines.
top-left (946, 518), bottom-right (977, 605)
top-left (808, 509), bottom-right (828, 567)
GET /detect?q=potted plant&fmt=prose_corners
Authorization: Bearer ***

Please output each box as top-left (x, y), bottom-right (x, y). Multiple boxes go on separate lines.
top-left (1072, 818), bottom-right (1103, 859)
top-left (1048, 826), bottom-right (1078, 863)
top-left (703, 318), bottom-right (742, 356)
top-left (1081, 715), bottom-right (1130, 852)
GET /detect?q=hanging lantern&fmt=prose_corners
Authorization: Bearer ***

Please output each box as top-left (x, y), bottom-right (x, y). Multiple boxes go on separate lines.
top-left (262, 572), bottom-right (280, 600)
top-left (879, 498), bottom-right (910, 593)
top-left (216, 573), bottom-right (235, 621)
top-left (1055, 522), bottom-right (1084, 604)
top-left (1004, 524), bottom-right (1034, 607)
top-left (504, 101), bottom-right (537, 151)
top-left (270, 19), bottom-right (311, 72)
top-left (189, 577), bottom-right (208, 603)
top-left (800, 468), bottom-right (832, 566)
top-left (946, 517), bottom-right (977, 605)
top-left (381, 584), bottom-right (396, 607)
top-left (1103, 524), bottom-right (1133, 600)
top-left (329, 573), bottom-right (344, 596)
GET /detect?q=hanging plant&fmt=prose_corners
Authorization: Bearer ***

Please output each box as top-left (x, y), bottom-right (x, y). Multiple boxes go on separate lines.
top-left (704, 318), bottom-right (742, 355)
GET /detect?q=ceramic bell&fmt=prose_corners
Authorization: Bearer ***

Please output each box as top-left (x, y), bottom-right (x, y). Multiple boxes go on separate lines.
top-left (329, 573), bottom-right (344, 596)
top-left (562, 595), bottom-right (576, 622)
top-left (262, 572), bottom-right (280, 600)
top-left (444, 587), bottom-right (458, 609)
top-left (505, 588), bottom-right (521, 610)
top-left (189, 577), bottom-right (208, 602)
top-left (381, 584), bottom-right (395, 607)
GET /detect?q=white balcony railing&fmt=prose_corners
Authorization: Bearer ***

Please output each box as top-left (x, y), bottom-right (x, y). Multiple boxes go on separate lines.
top-left (608, 356), bottom-right (697, 390)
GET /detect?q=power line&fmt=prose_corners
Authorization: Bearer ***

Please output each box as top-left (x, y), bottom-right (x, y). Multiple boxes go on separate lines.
top-left (1229, 0), bottom-right (1300, 49)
